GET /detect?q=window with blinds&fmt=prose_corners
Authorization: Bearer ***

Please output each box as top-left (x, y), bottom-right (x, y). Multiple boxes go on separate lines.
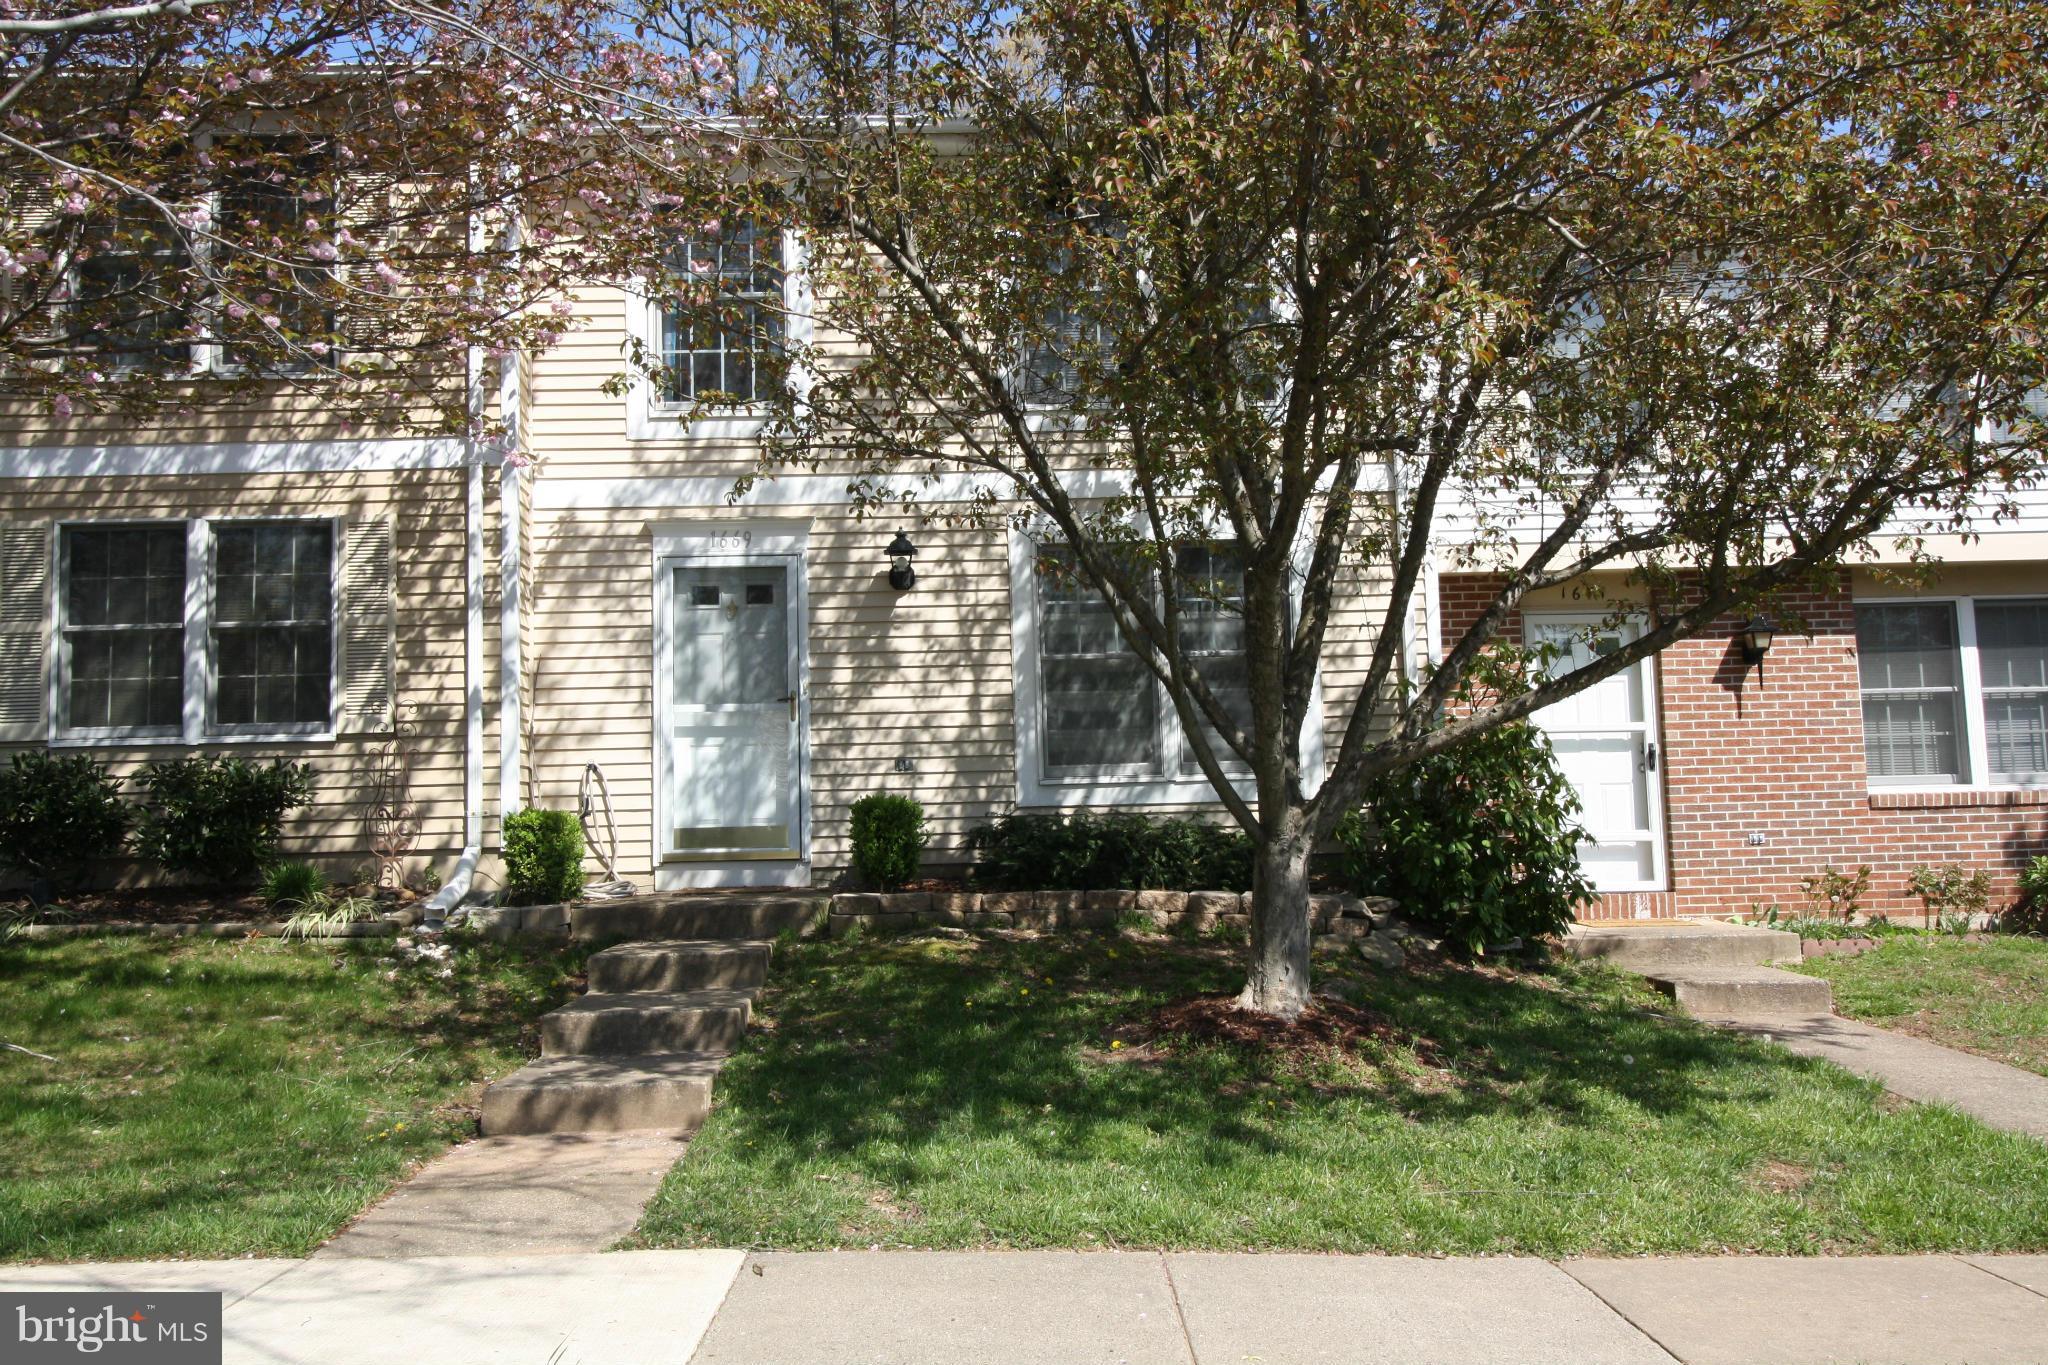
top-left (1855, 595), bottom-right (2048, 788)
top-left (1976, 599), bottom-right (2048, 783)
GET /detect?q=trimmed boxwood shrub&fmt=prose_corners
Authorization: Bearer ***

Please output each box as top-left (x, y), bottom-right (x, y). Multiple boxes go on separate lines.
top-left (849, 793), bottom-right (927, 889)
top-left (1337, 719), bottom-right (1591, 954)
top-left (0, 751), bottom-right (131, 894)
top-left (502, 807), bottom-right (586, 904)
top-left (967, 811), bottom-right (1253, 892)
top-left (134, 756), bottom-right (315, 888)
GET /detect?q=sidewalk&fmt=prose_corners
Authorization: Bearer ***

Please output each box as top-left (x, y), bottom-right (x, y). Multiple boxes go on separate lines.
top-left (8, 1249), bottom-right (2048, 1364)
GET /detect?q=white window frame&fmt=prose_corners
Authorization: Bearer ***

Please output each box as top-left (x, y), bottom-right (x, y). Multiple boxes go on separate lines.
top-left (1008, 527), bottom-right (1326, 808)
top-left (50, 515), bottom-right (342, 746)
top-left (1857, 593), bottom-right (2048, 792)
top-left (626, 227), bottom-right (814, 441)
top-left (192, 134), bottom-right (341, 379)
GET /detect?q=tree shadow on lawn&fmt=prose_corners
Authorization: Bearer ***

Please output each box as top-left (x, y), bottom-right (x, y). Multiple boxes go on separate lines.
top-left (706, 936), bottom-right (1802, 1189)
top-left (0, 935), bottom-right (585, 1261)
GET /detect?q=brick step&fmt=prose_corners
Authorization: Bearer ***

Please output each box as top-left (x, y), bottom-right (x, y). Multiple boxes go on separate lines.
top-left (540, 989), bottom-right (755, 1056)
top-left (1642, 965), bottom-right (1834, 1021)
top-left (571, 894), bottom-right (828, 946)
top-left (479, 1052), bottom-right (724, 1136)
top-left (1565, 922), bottom-right (1801, 971)
top-left (588, 939), bottom-right (773, 994)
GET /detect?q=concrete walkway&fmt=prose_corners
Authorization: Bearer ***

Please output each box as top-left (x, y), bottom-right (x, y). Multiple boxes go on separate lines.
top-left (9, 1250), bottom-right (2048, 1364)
top-left (316, 1131), bottom-right (688, 1257)
top-left (1719, 1014), bottom-right (2048, 1141)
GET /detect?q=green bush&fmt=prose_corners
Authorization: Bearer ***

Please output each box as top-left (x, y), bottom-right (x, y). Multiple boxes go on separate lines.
top-left (133, 756), bottom-right (314, 888)
top-left (966, 811), bottom-right (1254, 892)
top-left (1907, 862), bottom-right (1992, 933)
top-left (1337, 720), bottom-right (1592, 955)
top-left (261, 859), bottom-right (329, 910)
top-left (2003, 855), bottom-right (2048, 935)
top-left (0, 751), bottom-right (131, 894)
top-left (1802, 864), bottom-right (1872, 924)
top-left (848, 793), bottom-right (927, 889)
top-left (502, 808), bottom-right (586, 904)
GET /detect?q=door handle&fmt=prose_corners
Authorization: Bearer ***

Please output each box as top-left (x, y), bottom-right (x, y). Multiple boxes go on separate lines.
top-left (1644, 741), bottom-right (1658, 773)
top-left (784, 693), bottom-right (797, 720)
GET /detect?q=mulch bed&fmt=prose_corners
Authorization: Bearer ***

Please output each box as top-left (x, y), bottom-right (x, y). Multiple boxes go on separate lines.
top-left (5, 886), bottom-right (420, 924)
top-left (1149, 993), bottom-right (1447, 1067)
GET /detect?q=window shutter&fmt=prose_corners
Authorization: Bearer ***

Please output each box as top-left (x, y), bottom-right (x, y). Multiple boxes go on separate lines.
top-left (0, 521), bottom-right (51, 742)
top-left (337, 516), bottom-right (395, 733)
top-left (339, 172), bottom-right (396, 360)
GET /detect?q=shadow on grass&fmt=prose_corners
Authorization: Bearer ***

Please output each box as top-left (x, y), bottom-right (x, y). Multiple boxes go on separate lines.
top-left (699, 935), bottom-right (1788, 1192)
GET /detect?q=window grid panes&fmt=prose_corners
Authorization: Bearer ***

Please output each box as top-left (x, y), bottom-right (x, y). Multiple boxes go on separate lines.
top-left (1034, 543), bottom-right (1252, 783)
top-left (1855, 602), bottom-right (1966, 784)
top-left (217, 141), bottom-right (336, 368)
top-left (211, 523), bottom-right (333, 727)
top-left (659, 223), bottom-right (784, 406)
top-left (1036, 547), bottom-right (1156, 774)
top-left (75, 202), bottom-right (193, 370)
top-left (1976, 599), bottom-right (2048, 782)
top-left (60, 525), bottom-right (187, 731)
top-left (1017, 306), bottom-right (1115, 405)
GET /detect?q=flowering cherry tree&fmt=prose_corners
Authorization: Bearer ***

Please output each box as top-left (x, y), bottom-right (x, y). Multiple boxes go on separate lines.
top-left (0, 0), bottom-right (744, 430)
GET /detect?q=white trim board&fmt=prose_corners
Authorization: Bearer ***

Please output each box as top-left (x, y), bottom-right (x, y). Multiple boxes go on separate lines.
top-left (539, 470), bottom-right (1143, 512)
top-left (1, 438), bottom-right (469, 479)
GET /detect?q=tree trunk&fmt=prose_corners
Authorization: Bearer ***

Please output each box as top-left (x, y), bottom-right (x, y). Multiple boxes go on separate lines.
top-left (1237, 814), bottom-right (1314, 1017)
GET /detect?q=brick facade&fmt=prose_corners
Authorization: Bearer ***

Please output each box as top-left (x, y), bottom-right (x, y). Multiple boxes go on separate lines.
top-left (1438, 572), bottom-right (2048, 922)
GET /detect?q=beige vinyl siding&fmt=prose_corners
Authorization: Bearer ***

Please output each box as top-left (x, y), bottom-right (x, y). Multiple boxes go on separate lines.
top-left (0, 467), bottom-right (475, 883)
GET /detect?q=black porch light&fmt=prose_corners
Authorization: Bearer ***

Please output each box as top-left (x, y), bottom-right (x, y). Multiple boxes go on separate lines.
top-left (886, 530), bottom-right (917, 591)
top-left (1739, 615), bottom-right (1777, 667)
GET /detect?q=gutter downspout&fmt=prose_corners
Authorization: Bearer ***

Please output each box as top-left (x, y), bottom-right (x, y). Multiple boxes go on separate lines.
top-left (423, 200), bottom-right (493, 928)
top-left (497, 219), bottom-right (525, 825)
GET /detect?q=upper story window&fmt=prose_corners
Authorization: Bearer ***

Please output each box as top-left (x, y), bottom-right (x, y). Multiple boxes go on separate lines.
top-left (73, 202), bottom-right (194, 372)
top-left (658, 221), bottom-right (785, 407)
top-left (213, 140), bottom-right (337, 369)
top-left (55, 519), bottom-right (337, 741)
top-left (1856, 596), bottom-right (2048, 788)
top-left (1016, 303), bottom-right (1116, 406)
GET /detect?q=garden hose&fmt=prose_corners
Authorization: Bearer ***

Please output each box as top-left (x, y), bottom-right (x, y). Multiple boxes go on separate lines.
top-left (579, 762), bottom-right (637, 900)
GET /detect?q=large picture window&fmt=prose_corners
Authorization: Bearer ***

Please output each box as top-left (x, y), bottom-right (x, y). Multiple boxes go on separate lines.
top-left (56, 519), bottom-right (337, 739)
top-left (1031, 543), bottom-right (1251, 785)
top-left (1856, 596), bottom-right (2048, 787)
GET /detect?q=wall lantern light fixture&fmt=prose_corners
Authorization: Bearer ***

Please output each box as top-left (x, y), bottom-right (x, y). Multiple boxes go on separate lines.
top-left (1739, 615), bottom-right (1777, 667)
top-left (886, 531), bottom-right (917, 591)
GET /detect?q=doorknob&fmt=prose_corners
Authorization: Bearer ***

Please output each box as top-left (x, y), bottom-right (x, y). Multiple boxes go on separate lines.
top-left (1644, 741), bottom-right (1658, 773)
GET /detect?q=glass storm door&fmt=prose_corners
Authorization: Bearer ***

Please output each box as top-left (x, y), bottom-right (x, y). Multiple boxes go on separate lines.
top-left (666, 562), bottom-right (800, 858)
top-left (1524, 615), bottom-right (1667, 892)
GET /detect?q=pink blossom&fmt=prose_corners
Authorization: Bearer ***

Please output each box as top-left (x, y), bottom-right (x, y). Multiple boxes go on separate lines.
top-left (220, 73), bottom-right (242, 92)
top-left (261, 313), bottom-right (282, 328)
top-left (58, 192), bottom-right (88, 215)
top-left (248, 68), bottom-right (273, 83)
top-left (375, 261), bottom-right (406, 288)
top-left (227, 302), bottom-right (249, 320)
top-left (550, 298), bottom-right (576, 316)
top-left (51, 394), bottom-right (72, 419)
top-left (308, 341), bottom-right (330, 356)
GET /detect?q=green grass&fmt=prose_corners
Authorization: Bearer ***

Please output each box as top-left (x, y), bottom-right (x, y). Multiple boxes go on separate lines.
top-left (633, 933), bottom-right (2048, 1255)
top-left (0, 933), bottom-right (584, 1263)
top-left (1793, 935), bottom-right (2048, 1078)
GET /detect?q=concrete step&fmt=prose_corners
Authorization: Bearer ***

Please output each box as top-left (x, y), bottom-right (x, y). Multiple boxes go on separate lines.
top-left (571, 894), bottom-right (828, 945)
top-left (540, 989), bottom-right (755, 1056)
top-left (1642, 965), bottom-right (1834, 1021)
top-left (588, 939), bottom-right (773, 994)
top-left (479, 1053), bottom-right (724, 1136)
top-left (1565, 922), bottom-right (1801, 970)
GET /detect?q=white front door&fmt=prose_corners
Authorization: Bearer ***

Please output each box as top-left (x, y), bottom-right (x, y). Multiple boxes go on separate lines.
top-left (1524, 614), bottom-right (1667, 892)
top-left (659, 559), bottom-right (803, 862)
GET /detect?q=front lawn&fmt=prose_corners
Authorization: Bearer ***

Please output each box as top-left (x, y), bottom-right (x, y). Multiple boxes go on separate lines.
top-left (1793, 935), bottom-right (2048, 1077)
top-left (0, 933), bottom-right (583, 1263)
top-left (633, 933), bottom-right (2048, 1255)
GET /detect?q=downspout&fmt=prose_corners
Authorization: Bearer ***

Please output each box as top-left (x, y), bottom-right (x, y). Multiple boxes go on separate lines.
top-left (422, 203), bottom-right (494, 927)
top-left (497, 219), bottom-right (525, 825)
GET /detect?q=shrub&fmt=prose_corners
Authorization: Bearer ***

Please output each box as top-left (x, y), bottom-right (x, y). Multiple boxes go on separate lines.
top-left (1907, 862), bottom-right (1992, 933)
top-left (848, 793), bottom-right (927, 889)
top-left (502, 808), bottom-right (586, 904)
top-left (966, 811), bottom-right (1254, 892)
top-left (1800, 865), bottom-right (1871, 924)
top-left (261, 859), bottom-right (329, 910)
top-left (133, 756), bottom-right (314, 888)
top-left (0, 751), bottom-right (131, 894)
top-left (2006, 856), bottom-right (2048, 935)
top-left (1337, 720), bottom-right (1592, 955)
